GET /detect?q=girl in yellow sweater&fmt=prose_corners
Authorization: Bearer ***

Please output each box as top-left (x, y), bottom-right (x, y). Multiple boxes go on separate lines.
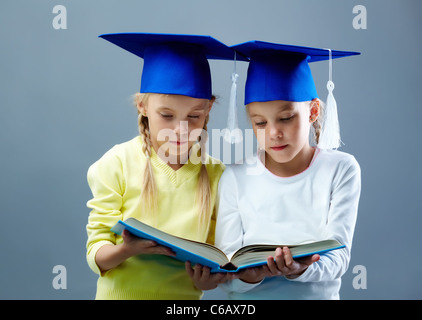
top-left (86, 33), bottom-right (235, 299)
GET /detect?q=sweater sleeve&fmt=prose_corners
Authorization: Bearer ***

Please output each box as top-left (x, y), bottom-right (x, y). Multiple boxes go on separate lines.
top-left (85, 148), bottom-right (125, 275)
top-left (215, 167), bottom-right (262, 293)
top-left (288, 156), bottom-right (361, 283)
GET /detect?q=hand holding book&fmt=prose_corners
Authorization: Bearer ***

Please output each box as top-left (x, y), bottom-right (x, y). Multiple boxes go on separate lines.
top-left (268, 247), bottom-right (320, 278)
top-left (120, 229), bottom-right (176, 257)
top-left (95, 228), bottom-right (176, 273)
top-left (185, 261), bottom-right (238, 290)
top-left (236, 247), bottom-right (321, 284)
top-left (186, 246), bottom-right (321, 287)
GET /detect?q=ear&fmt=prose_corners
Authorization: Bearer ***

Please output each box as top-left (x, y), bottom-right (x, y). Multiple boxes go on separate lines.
top-left (206, 96), bottom-right (216, 114)
top-left (309, 99), bottom-right (320, 123)
top-left (136, 94), bottom-right (148, 116)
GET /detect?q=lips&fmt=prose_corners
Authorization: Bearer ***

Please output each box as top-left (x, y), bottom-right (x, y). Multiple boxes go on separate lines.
top-left (170, 141), bottom-right (187, 146)
top-left (270, 145), bottom-right (287, 151)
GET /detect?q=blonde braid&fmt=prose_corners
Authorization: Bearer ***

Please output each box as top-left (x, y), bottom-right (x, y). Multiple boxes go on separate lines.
top-left (196, 109), bottom-right (212, 231)
top-left (135, 93), bottom-right (157, 219)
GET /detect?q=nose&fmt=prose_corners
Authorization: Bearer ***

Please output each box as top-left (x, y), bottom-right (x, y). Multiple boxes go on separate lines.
top-left (268, 123), bottom-right (283, 140)
top-left (174, 121), bottom-right (189, 137)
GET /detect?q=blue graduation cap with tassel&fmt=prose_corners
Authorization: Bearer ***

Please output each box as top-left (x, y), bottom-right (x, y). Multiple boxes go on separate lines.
top-left (230, 40), bottom-right (360, 149)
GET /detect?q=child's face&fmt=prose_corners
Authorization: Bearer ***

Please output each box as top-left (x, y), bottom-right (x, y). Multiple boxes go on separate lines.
top-left (139, 94), bottom-right (212, 160)
top-left (248, 100), bottom-right (315, 167)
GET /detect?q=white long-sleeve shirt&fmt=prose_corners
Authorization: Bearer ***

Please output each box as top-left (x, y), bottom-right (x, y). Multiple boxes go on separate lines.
top-left (215, 148), bottom-right (361, 300)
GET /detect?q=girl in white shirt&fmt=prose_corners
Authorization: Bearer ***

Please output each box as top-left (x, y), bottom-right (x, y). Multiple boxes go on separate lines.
top-left (214, 41), bottom-right (361, 299)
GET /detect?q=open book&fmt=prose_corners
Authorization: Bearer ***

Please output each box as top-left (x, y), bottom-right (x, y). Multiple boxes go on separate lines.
top-left (111, 218), bottom-right (345, 273)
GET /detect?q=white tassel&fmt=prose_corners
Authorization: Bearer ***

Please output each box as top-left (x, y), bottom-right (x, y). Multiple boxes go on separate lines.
top-left (318, 49), bottom-right (342, 150)
top-left (224, 54), bottom-right (242, 144)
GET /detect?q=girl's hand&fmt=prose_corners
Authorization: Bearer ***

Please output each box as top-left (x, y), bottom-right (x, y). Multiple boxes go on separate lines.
top-left (185, 262), bottom-right (237, 291)
top-left (95, 230), bottom-right (176, 273)
top-left (267, 247), bottom-right (320, 278)
top-left (237, 265), bottom-right (271, 284)
top-left (121, 229), bottom-right (175, 257)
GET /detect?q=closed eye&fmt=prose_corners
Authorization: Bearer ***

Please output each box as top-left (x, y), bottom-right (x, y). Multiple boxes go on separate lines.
top-left (254, 121), bottom-right (266, 127)
top-left (280, 115), bottom-right (294, 122)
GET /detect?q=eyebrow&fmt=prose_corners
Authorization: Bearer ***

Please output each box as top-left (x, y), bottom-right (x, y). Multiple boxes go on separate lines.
top-left (276, 103), bottom-right (295, 112)
top-left (189, 106), bottom-right (207, 112)
top-left (156, 105), bottom-right (207, 113)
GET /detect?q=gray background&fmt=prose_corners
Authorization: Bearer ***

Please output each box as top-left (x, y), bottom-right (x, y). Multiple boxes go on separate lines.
top-left (1, 0), bottom-right (421, 300)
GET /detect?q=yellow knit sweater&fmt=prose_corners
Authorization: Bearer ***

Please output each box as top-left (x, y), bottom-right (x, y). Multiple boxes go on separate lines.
top-left (86, 136), bottom-right (225, 300)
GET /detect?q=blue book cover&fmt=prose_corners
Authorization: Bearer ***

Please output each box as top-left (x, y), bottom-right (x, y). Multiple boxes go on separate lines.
top-left (111, 218), bottom-right (345, 273)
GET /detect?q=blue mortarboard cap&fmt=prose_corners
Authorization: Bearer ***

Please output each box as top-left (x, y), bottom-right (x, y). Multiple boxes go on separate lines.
top-left (231, 41), bottom-right (360, 104)
top-left (99, 33), bottom-right (244, 99)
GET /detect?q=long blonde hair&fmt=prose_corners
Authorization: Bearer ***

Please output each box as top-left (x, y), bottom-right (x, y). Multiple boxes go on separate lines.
top-left (134, 93), bottom-right (213, 226)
